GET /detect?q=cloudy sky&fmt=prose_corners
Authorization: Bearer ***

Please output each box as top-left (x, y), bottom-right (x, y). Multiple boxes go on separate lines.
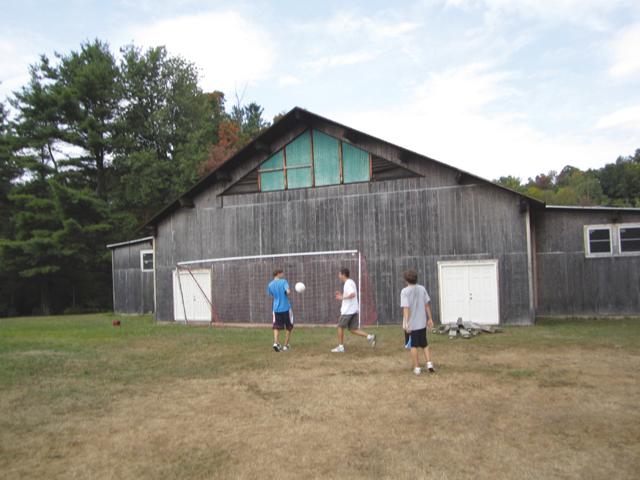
top-left (1, 0), bottom-right (639, 180)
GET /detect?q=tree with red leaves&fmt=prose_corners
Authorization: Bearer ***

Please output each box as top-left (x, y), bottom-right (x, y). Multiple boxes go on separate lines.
top-left (199, 120), bottom-right (241, 175)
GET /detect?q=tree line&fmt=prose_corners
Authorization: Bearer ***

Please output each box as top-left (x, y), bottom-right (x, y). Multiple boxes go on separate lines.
top-left (0, 40), bottom-right (271, 317)
top-left (495, 149), bottom-right (640, 207)
top-left (1, 40), bottom-right (638, 317)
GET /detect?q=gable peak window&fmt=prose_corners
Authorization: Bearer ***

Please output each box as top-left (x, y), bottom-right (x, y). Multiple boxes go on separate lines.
top-left (258, 130), bottom-right (371, 192)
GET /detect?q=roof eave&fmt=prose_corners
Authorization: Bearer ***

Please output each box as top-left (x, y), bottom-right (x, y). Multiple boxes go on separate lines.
top-left (545, 205), bottom-right (640, 212)
top-left (106, 236), bottom-right (154, 249)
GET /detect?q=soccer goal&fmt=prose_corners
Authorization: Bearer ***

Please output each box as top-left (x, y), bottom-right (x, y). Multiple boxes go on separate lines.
top-left (173, 250), bottom-right (377, 327)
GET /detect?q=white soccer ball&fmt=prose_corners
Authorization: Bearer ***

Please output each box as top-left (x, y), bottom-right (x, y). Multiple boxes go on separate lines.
top-left (295, 282), bottom-right (306, 293)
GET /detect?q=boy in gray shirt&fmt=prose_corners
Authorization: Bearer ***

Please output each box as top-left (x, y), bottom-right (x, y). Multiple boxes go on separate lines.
top-left (401, 269), bottom-right (435, 375)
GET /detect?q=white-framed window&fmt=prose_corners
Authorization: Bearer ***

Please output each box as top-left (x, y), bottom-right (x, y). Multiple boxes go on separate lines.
top-left (584, 223), bottom-right (640, 257)
top-left (584, 225), bottom-right (613, 257)
top-left (140, 249), bottom-right (154, 271)
top-left (618, 224), bottom-right (640, 255)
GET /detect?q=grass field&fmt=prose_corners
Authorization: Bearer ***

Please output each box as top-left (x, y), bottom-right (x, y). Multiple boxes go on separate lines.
top-left (1, 314), bottom-right (639, 479)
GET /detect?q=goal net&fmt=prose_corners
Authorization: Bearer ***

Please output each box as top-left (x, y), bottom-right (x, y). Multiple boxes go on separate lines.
top-left (173, 250), bottom-right (377, 327)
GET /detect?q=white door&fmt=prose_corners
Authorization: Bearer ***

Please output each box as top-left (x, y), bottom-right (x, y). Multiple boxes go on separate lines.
top-left (438, 261), bottom-right (499, 325)
top-left (173, 269), bottom-right (212, 322)
top-left (439, 264), bottom-right (470, 323)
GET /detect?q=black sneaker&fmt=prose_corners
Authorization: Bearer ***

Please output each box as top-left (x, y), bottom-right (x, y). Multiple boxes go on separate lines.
top-left (273, 343), bottom-right (281, 352)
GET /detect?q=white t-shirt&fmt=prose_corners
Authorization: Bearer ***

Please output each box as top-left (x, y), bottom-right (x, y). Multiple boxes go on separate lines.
top-left (400, 284), bottom-right (431, 331)
top-left (340, 278), bottom-right (359, 315)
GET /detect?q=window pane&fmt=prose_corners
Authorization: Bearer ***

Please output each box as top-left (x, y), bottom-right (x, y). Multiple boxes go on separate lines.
top-left (620, 227), bottom-right (640, 252)
top-left (589, 241), bottom-right (611, 253)
top-left (285, 131), bottom-right (312, 167)
top-left (142, 253), bottom-right (154, 270)
top-left (313, 130), bottom-right (341, 186)
top-left (621, 239), bottom-right (640, 252)
top-left (260, 170), bottom-right (285, 191)
top-left (260, 150), bottom-right (284, 170)
top-left (620, 227), bottom-right (640, 241)
top-left (588, 228), bottom-right (611, 253)
top-left (342, 142), bottom-right (370, 183)
top-left (287, 167), bottom-right (312, 189)
top-left (589, 229), bottom-right (610, 241)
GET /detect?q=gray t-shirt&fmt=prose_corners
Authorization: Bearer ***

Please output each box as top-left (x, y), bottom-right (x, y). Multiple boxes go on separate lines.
top-left (400, 284), bottom-right (431, 331)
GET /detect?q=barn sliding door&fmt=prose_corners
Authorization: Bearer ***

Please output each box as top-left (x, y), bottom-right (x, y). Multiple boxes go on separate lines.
top-left (173, 269), bottom-right (212, 322)
top-left (438, 261), bottom-right (499, 325)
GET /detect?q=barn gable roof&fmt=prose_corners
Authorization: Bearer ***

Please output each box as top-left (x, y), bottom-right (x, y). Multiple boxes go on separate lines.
top-left (140, 106), bottom-right (543, 230)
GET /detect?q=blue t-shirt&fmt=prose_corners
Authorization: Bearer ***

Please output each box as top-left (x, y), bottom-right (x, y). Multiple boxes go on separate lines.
top-left (267, 278), bottom-right (291, 313)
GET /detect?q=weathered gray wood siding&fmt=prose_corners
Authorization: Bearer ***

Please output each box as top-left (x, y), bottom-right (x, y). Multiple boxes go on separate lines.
top-left (534, 209), bottom-right (640, 316)
top-left (112, 240), bottom-right (154, 314)
top-left (154, 126), bottom-right (533, 325)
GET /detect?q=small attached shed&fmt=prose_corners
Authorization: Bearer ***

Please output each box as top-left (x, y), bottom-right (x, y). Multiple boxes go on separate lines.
top-left (534, 206), bottom-right (640, 316)
top-left (107, 237), bottom-right (155, 314)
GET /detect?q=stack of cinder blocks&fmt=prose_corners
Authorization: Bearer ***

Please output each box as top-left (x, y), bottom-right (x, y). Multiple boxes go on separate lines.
top-left (433, 318), bottom-right (502, 339)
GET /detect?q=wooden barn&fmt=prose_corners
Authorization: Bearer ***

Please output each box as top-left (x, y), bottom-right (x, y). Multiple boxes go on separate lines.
top-left (107, 108), bottom-right (640, 324)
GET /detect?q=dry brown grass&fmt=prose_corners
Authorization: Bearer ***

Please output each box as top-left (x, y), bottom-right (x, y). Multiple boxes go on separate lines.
top-left (1, 315), bottom-right (639, 479)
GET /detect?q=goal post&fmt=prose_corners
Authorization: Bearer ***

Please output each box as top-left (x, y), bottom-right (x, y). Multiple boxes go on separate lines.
top-left (174, 249), bottom-right (377, 326)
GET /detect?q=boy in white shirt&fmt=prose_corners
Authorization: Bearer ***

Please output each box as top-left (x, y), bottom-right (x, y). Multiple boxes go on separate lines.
top-left (401, 269), bottom-right (435, 375)
top-left (331, 268), bottom-right (376, 352)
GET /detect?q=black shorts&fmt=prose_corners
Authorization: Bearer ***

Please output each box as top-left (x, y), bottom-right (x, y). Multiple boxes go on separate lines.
top-left (405, 328), bottom-right (428, 348)
top-left (272, 311), bottom-right (293, 331)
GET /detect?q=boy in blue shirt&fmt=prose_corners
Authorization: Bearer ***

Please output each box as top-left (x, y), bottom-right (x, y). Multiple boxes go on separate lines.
top-left (267, 269), bottom-right (293, 352)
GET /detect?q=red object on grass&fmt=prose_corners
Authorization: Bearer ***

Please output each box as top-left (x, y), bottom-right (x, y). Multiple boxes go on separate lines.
top-left (112, 320), bottom-right (121, 327)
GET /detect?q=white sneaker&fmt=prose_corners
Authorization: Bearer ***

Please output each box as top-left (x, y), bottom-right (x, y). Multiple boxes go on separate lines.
top-left (282, 344), bottom-right (290, 351)
top-left (331, 345), bottom-right (345, 353)
top-left (413, 367), bottom-right (422, 376)
top-left (426, 362), bottom-right (435, 373)
top-left (273, 343), bottom-right (281, 352)
top-left (367, 334), bottom-right (376, 347)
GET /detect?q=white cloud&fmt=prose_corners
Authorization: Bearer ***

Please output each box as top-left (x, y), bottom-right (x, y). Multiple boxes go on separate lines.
top-left (596, 105), bottom-right (640, 130)
top-left (442, 0), bottom-right (631, 30)
top-left (125, 11), bottom-right (275, 92)
top-left (289, 10), bottom-right (419, 80)
top-left (0, 37), bottom-right (42, 101)
top-left (413, 62), bottom-right (517, 113)
top-left (321, 11), bottom-right (420, 39)
top-left (331, 62), bottom-right (639, 179)
top-left (608, 22), bottom-right (640, 79)
top-left (278, 74), bottom-right (302, 87)
top-left (303, 51), bottom-right (378, 73)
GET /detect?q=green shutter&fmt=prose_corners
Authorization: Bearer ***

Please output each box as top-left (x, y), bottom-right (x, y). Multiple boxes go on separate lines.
top-left (260, 150), bottom-right (284, 170)
top-left (313, 130), bottom-right (341, 186)
top-left (260, 170), bottom-right (285, 191)
top-left (342, 143), bottom-right (370, 183)
top-left (287, 167), bottom-right (312, 189)
top-left (285, 131), bottom-right (311, 167)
